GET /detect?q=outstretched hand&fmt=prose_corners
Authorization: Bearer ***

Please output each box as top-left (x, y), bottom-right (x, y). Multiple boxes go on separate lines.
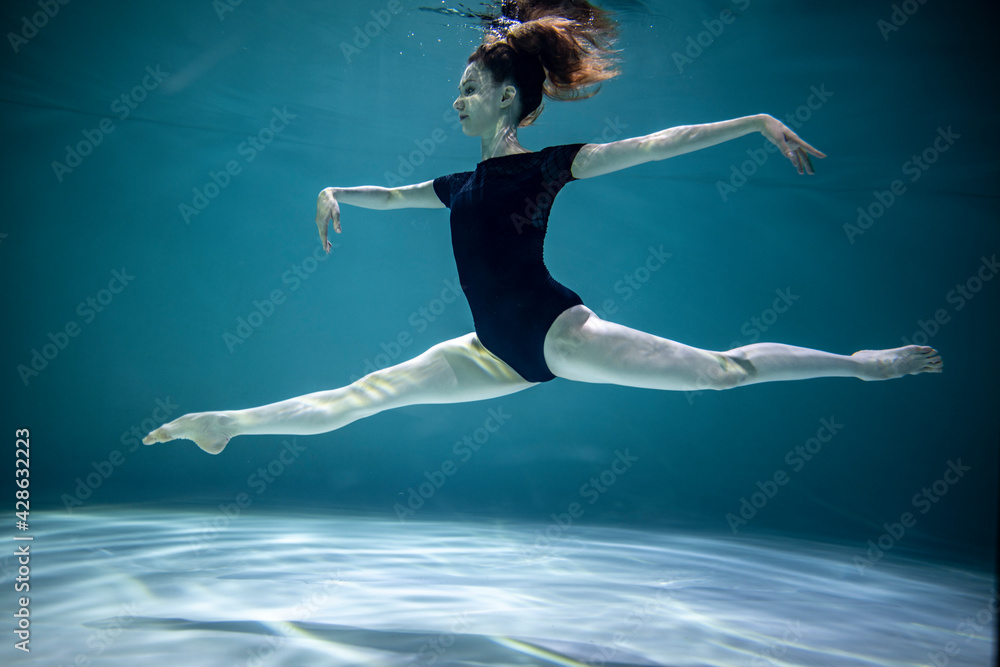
top-left (759, 114), bottom-right (826, 175)
top-left (315, 187), bottom-right (341, 253)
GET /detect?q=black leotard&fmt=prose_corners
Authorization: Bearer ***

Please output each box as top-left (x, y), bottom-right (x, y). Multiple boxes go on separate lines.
top-left (433, 144), bottom-right (586, 382)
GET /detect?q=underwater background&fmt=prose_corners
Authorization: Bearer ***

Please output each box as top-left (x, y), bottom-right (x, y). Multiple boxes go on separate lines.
top-left (1, 0), bottom-right (997, 665)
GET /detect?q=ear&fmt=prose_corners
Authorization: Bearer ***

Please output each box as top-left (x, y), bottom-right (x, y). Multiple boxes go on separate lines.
top-left (499, 85), bottom-right (517, 108)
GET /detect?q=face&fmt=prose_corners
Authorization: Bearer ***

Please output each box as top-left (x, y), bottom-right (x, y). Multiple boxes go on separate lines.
top-left (453, 62), bottom-right (514, 136)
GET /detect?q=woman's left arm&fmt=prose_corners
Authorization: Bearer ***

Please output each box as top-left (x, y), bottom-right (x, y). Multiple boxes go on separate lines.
top-left (571, 114), bottom-right (826, 179)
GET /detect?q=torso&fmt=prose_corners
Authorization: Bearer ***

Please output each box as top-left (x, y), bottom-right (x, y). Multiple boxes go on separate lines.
top-left (432, 144), bottom-right (586, 382)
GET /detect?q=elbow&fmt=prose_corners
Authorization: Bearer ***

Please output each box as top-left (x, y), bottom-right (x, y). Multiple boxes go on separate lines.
top-left (383, 188), bottom-right (400, 210)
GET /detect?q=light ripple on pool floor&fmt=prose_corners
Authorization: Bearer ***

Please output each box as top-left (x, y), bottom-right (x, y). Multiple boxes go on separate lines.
top-left (7, 509), bottom-right (995, 666)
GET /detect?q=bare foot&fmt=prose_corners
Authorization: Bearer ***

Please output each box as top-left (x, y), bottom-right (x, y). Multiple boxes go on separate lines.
top-left (142, 412), bottom-right (236, 455)
top-left (852, 345), bottom-right (943, 381)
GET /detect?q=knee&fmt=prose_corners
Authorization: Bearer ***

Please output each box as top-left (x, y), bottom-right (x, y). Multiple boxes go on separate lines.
top-left (701, 351), bottom-right (756, 390)
top-left (351, 345), bottom-right (459, 406)
top-left (344, 373), bottom-right (401, 415)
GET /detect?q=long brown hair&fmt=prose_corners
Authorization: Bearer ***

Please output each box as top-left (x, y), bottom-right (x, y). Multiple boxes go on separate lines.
top-left (468, 0), bottom-right (619, 126)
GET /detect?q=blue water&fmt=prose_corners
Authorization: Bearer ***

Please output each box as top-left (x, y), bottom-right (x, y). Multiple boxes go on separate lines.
top-left (2, 0), bottom-right (997, 665)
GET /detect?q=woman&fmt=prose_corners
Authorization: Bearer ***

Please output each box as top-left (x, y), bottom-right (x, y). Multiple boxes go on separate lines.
top-left (144, 0), bottom-right (941, 455)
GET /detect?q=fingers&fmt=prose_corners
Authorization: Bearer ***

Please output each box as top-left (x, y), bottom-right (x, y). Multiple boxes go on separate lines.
top-left (802, 151), bottom-right (815, 175)
top-left (786, 140), bottom-right (822, 175)
top-left (773, 121), bottom-right (825, 175)
top-left (795, 137), bottom-right (827, 159)
top-left (780, 123), bottom-right (825, 157)
top-left (776, 138), bottom-right (804, 175)
top-left (320, 215), bottom-right (340, 254)
top-left (328, 194), bottom-right (342, 235)
top-left (788, 134), bottom-right (825, 173)
top-left (790, 149), bottom-right (803, 175)
top-left (776, 137), bottom-right (792, 159)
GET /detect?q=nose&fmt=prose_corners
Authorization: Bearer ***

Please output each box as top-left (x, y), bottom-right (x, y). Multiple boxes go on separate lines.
top-left (453, 97), bottom-right (463, 111)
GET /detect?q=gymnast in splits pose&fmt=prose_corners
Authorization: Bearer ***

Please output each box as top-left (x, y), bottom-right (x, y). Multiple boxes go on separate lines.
top-left (144, 0), bottom-right (941, 454)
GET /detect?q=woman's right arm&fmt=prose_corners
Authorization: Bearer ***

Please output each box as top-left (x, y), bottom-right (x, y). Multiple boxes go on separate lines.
top-left (315, 180), bottom-right (444, 253)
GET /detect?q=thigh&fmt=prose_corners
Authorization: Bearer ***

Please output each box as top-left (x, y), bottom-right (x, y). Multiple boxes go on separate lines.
top-left (543, 306), bottom-right (737, 390)
top-left (363, 332), bottom-right (538, 408)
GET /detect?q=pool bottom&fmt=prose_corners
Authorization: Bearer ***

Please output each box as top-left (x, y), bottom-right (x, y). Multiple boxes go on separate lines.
top-left (9, 509), bottom-right (995, 666)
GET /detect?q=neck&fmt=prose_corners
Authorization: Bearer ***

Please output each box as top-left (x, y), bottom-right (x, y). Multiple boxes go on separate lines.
top-left (479, 118), bottom-right (527, 161)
